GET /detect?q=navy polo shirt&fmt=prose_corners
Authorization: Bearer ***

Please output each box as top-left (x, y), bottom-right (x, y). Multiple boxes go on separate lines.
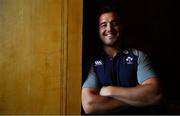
top-left (83, 48), bottom-right (157, 88)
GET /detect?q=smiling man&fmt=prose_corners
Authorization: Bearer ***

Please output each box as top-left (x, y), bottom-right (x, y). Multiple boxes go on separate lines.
top-left (82, 5), bottom-right (163, 114)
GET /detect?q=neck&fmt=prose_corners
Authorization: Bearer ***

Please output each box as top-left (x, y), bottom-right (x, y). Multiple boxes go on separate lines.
top-left (104, 46), bottom-right (120, 58)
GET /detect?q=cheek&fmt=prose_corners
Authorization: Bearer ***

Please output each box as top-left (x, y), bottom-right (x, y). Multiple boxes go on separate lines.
top-left (99, 29), bottom-right (104, 35)
top-left (118, 27), bottom-right (123, 32)
top-left (115, 27), bottom-right (120, 31)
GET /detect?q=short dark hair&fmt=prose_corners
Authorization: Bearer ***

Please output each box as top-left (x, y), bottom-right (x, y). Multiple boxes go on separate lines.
top-left (97, 5), bottom-right (124, 21)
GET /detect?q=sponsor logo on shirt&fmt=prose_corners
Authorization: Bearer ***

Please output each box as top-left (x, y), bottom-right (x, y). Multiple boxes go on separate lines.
top-left (95, 60), bottom-right (103, 66)
top-left (126, 56), bottom-right (133, 64)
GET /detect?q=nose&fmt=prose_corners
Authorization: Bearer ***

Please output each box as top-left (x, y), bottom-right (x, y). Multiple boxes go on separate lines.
top-left (106, 23), bottom-right (113, 31)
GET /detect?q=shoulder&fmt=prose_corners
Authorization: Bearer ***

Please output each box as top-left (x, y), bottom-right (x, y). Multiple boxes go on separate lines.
top-left (130, 48), bottom-right (148, 57)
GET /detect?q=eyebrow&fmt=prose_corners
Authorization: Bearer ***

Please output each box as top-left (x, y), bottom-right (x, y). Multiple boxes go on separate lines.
top-left (99, 20), bottom-right (120, 25)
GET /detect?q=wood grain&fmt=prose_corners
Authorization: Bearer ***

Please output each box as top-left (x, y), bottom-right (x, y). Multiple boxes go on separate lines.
top-left (0, 0), bottom-right (82, 114)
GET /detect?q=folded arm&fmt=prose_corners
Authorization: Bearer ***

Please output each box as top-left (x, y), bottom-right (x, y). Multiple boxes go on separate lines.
top-left (82, 88), bottom-right (130, 114)
top-left (100, 77), bottom-right (162, 107)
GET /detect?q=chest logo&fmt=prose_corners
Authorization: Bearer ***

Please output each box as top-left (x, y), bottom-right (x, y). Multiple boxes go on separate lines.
top-left (95, 60), bottom-right (103, 66)
top-left (126, 56), bottom-right (133, 64)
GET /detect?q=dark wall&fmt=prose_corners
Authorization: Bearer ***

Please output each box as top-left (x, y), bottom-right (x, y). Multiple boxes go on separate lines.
top-left (82, 0), bottom-right (180, 114)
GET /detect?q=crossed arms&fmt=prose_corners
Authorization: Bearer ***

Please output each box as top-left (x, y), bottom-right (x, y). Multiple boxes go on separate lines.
top-left (82, 76), bottom-right (162, 114)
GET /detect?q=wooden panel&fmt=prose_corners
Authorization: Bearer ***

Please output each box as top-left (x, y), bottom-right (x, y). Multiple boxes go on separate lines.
top-left (66, 0), bottom-right (82, 114)
top-left (0, 0), bottom-right (82, 114)
top-left (0, 0), bottom-right (61, 114)
top-left (60, 0), bottom-right (82, 114)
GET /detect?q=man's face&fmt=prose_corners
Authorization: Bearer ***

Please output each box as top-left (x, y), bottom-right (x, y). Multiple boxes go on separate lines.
top-left (99, 12), bottom-right (122, 46)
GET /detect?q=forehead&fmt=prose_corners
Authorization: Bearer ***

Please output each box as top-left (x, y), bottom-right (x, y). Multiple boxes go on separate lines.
top-left (99, 12), bottom-right (119, 23)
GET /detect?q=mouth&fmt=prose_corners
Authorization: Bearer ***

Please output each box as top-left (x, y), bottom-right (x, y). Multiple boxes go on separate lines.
top-left (107, 34), bottom-right (113, 37)
top-left (105, 33), bottom-right (115, 39)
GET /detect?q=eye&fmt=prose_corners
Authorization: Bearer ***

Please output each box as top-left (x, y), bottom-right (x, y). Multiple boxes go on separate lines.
top-left (99, 23), bottom-right (107, 28)
top-left (111, 21), bottom-right (120, 27)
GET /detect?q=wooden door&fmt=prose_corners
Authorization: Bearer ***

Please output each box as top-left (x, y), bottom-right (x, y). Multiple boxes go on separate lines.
top-left (0, 0), bottom-right (82, 114)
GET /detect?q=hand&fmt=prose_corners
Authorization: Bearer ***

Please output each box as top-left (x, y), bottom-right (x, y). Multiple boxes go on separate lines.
top-left (100, 86), bottom-right (112, 96)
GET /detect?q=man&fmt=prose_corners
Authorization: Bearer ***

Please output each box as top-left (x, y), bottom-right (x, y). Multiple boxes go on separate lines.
top-left (82, 6), bottom-right (163, 114)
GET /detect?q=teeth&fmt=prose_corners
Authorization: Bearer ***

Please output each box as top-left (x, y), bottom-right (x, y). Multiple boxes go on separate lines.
top-left (107, 34), bottom-right (113, 37)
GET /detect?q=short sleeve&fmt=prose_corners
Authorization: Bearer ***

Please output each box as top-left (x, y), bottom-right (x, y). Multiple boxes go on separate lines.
top-left (82, 64), bottom-right (101, 89)
top-left (137, 50), bottom-right (158, 84)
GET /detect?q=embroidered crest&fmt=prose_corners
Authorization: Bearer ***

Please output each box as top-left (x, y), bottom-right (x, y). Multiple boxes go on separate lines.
top-left (126, 56), bottom-right (133, 64)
